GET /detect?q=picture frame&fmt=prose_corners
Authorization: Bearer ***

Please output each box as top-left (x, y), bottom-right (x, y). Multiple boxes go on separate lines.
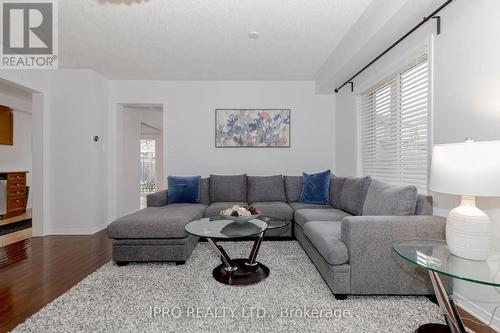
top-left (215, 109), bottom-right (291, 148)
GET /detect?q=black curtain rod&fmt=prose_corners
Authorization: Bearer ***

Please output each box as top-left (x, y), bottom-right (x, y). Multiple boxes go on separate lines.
top-left (334, 0), bottom-right (454, 93)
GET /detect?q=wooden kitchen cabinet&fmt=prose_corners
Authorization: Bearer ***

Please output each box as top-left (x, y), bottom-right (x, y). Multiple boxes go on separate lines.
top-left (0, 106), bottom-right (14, 146)
top-left (0, 172), bottom-right (28, 219)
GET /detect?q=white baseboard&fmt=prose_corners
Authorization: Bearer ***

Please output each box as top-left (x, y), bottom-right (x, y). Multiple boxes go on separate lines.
top-left (454, 292), bottom-right (500, 331)
top-left (45, 222), bottom-right (108, 235)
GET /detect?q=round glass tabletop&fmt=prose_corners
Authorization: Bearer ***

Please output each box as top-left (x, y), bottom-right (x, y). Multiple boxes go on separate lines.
top-left (185, 216), bottom-right (288, 239)
top-left (393, 239), bottom-right (500, 287)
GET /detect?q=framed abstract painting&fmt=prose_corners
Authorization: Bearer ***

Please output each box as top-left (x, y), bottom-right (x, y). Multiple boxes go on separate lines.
top-left (215, 109), bottom-right (291, 148)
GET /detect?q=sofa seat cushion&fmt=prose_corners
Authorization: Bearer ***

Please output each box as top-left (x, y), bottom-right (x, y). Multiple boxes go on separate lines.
top-left (288, 202), bottom-right (332, 211)
top-left (303, 221), bottom-right (349, 265)
top-left (204, 202), bottom-right (248, 217)
top-left (294, 208), bottom-right (351, 229)
top-left (249, 202), bottom-right (293, 220)
top-left (107, 203), bottom-right (206, 239)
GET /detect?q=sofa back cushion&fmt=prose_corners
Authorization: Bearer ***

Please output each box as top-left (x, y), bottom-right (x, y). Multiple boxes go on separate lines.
top-left (330, 176), bottom-right (346, 209)
top-left (415, 194), bottom-right (433, 215)
top-left (209, 174), bottom-right (247, 202)
top-left (247, 175), bottom-right (286, 203)
top-left (200, 177), bottom-right (210, 205)
top-left (284, 176), bottom-right (303, 202)
top-left (362, 179), bottom-right (418, 216)
top-left (299, 170), bottom-right (331, 205)
top-left (338, 176), bottom-right (372, 215)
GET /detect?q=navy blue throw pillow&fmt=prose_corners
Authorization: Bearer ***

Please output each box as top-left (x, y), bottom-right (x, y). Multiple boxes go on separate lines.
top-left (167, 176), bottom-right (201, 204)
top-left (299, 170), bottom-right (331, 205)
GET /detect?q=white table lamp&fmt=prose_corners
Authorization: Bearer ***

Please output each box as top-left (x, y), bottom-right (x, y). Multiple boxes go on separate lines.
top-left (430, 139), bottom-right (500, 261)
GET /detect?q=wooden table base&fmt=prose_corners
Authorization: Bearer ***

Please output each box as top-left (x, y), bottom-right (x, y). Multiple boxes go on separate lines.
top-left (212, 259), bottom-right (269, 285)
top-left (208, 232), bottom-right (270, 286)
top-left (415, 323), bottom-right (452, 333)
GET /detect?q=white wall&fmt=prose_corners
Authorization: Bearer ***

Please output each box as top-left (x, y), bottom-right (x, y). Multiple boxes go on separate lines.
top-left (108, 80), bottom-right (335, 217)
top-left (0, 73), bottom-right (335, 233)
top-left (111, 81), bottom-right (334, 174)
top-left (329, 0), bottom-right (500, 327)
top-left (0, 69), bottom-right (110, 235)
top-left (47, 70), bottom-right (109, 234)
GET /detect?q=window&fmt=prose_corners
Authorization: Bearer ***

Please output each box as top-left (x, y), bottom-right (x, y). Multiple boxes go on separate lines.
top-left (140, 139), bottom-right (156, 193)
top-left (359, 53), bottom-right (430, 191)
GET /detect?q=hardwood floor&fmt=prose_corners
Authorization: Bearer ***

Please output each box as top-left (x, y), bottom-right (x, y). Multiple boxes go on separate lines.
top-left (0, 210), bottom-right (32, 249)
top-left (458, 307), bottom-right (497, 333)
top-left (0, 230), bottom-right (111, 333)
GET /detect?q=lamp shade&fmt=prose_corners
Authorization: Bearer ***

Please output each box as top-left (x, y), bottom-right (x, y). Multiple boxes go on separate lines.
top-left (429, 140), bottom-right (500, 197)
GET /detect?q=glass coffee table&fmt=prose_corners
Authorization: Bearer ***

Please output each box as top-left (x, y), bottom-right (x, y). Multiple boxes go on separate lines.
top-left (185, 216), bottom-right (288, 286)
top-left (394, 239), bottom-right (500, 333)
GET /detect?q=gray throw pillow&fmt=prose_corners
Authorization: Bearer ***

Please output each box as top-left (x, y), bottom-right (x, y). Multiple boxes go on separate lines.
top-left (338, 176), bottom-right (372, 215)
top-left (284, 175), bottom-right (303, 202)
top-left (329, 175), bottom-right (346, 209)
top-left (209, 174), bottom-right (247, 202)
top-left (363, 179), bottom-right (418, 216)
top-left (247, 175), bottom-right (286, 203)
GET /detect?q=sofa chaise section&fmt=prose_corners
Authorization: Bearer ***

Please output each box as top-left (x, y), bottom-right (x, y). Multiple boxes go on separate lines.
top-left (107, 198), bottom-right (205, 264)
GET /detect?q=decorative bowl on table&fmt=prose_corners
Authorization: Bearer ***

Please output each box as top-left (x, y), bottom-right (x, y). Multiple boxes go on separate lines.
top-left (219, 205), bottom-right (262, 224)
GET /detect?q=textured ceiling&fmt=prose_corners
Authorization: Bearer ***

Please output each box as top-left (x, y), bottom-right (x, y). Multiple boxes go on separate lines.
top-left (59, 0), bottom-right (373, 80)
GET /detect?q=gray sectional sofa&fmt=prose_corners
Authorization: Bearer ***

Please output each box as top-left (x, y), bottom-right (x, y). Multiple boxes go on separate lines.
top-left (107, 174), bottom-right (447, 298)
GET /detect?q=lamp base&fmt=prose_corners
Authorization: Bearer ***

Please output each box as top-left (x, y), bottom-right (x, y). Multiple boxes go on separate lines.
top-left (446, 195), bottom-right (492, 261)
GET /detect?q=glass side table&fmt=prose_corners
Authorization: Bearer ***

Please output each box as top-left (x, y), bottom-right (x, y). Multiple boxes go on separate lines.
top-left (393, 239), bottom-right (500, 333)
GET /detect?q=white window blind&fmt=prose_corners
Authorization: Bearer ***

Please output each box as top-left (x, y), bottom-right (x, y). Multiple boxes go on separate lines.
top-left (359, 54), bottom-right (430, 191)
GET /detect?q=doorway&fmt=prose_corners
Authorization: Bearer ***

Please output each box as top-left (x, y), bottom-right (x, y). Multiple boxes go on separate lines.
top-left (140, 123), bottom-right (162, 208)
top-left (0, 81), bottom-right (33, 249)
top-left (116, 104), bottom-right (164, 216)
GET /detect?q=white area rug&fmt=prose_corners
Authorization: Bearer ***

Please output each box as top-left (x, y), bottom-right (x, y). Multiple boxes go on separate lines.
top-left (13, 241), bottom-right (443, 332)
